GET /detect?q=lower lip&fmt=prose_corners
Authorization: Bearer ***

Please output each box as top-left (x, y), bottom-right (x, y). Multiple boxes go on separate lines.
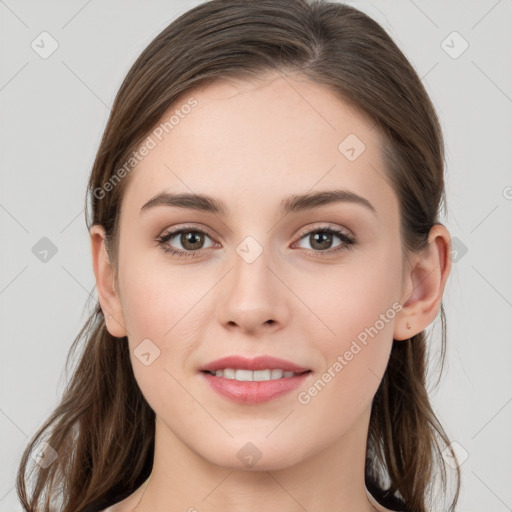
top-left (200, 371), bottom-right (311, 404)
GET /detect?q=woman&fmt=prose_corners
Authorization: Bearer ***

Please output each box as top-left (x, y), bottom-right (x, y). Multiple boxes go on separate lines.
top-left (17, 1), bottom-right (461, 511)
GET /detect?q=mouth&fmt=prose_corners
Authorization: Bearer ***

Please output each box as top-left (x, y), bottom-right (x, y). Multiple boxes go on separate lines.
top-left (198, 354), bottom-right (311, 374)
top-left (201, 368), bottom-right (312, 381)
top-left (198, 355), bottom-right (313, 404)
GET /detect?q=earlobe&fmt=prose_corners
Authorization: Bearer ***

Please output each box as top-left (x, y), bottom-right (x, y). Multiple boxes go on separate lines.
top-left (90, 224), bottom-right (127, 338)
top-left (394, 224), bottom-right (452, 341)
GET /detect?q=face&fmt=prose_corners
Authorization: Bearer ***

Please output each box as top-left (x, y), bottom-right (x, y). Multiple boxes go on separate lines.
top-left (105, 72), bottom-right (407, 470)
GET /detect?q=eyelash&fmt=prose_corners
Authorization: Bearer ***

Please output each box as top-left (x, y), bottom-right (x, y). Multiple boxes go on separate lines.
top-left (155, 224), bottom-right (356, 259)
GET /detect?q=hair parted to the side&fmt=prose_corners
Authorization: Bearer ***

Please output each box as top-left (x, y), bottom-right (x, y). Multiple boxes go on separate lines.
top-left (16, 1), bottom-right (461, 511)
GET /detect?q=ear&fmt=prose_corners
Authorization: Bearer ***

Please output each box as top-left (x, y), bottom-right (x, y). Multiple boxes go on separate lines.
top-left (90, 224), bottom-right (127, 338)
top-left (394, 223), bottom-right (452, 341)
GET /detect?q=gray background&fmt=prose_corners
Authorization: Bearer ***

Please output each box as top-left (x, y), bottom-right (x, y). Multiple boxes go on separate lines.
top-left (1, 1), bottom-right (511, 510)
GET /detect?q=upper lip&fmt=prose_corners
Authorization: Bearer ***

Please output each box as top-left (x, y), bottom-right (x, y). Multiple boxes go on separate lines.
top-left (199, 355), bottom-right (310, 373)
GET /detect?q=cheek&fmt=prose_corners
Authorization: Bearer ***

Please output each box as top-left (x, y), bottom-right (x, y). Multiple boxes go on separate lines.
top-left (304, 240), bottom-right (402, 345)
top-left (119, 254), bottom-right (207, 337)
top-left (117, 260), bottom-right (208, 378)
top-left (119, 269), bottom-right (213, 420)
top-left (298, 242), bottom-right (401, 405)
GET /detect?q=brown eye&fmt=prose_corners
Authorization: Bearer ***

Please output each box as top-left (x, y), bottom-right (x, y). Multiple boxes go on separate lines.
top-left (295, 227), bottom-right (355, 254)
top-left (179, 231), bottom-right (206, 251)
top-left (156, 227), bottom-right (215, 257)
top-left (309, 231), bottom-right (335, 251)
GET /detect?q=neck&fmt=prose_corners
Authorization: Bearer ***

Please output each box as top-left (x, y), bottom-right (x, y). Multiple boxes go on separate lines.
top-left (132, 407), bottom-right (378, 512)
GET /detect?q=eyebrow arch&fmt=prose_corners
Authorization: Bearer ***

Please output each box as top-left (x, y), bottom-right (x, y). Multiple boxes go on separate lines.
top-left (140, 189), bottom-right (377, 217)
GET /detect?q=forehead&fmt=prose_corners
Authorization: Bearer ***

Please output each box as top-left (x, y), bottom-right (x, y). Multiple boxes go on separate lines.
top-left (120, 73), bottom-right (397, 223)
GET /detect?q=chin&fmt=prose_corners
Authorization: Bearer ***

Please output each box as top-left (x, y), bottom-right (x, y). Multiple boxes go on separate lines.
top-left (200, 436), bottom-right (309, 472)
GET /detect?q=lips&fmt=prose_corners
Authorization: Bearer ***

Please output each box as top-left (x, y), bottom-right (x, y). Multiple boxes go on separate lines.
top-left (198, 355), bottom-right (312, 404)
top-left (198, 355), bottom-right (310, 373)
top-left (200, 370), bottom-right (312, 404)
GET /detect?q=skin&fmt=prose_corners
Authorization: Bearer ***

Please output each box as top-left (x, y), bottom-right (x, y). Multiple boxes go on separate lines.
top-left (90, 71), bottom-right (451, 512)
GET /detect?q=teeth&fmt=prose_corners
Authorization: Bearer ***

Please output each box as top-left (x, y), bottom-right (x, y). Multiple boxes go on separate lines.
top-left (223, 368), bottom-right (236, 379)
top-left (235, 369), bottom-right (253, 381)
top-left (271, 369), bottom-right (283, 379)
top-left (254, 370), bottom-right (270, 381)
top-left (209, 368), bottom-right (301, 381)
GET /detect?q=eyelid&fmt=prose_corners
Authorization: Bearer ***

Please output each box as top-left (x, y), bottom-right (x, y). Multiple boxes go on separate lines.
top-left (293, 222), bottom-right (354, 241)
top-left (156, 222), bottom-right (356, 257)
top-left (157, 224), bottom-right (219, 249)
top-left (158, 222), bottom-right (352, 244)
top-left (159, 223), bottom-right (215, 239)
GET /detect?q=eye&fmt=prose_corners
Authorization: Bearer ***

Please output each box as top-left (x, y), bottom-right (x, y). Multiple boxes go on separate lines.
top-left (155, 226), bottom-right (217, 258)
top-left (293, 225), bottom-right (356, 256)
top-left (155, 223), bottom-right (356, 259)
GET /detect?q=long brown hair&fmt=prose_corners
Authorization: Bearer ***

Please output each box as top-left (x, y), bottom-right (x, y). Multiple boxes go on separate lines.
top-left (16, 1), bottom-right (461, 510)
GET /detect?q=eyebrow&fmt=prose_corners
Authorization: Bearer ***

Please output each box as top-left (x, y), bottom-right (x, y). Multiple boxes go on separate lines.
top-left (140, 189), bottom-right (377, 217)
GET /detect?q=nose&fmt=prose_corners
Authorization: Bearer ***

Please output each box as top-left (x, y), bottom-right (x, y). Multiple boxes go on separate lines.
top-left (215, 242), bottom-right (290, 334)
